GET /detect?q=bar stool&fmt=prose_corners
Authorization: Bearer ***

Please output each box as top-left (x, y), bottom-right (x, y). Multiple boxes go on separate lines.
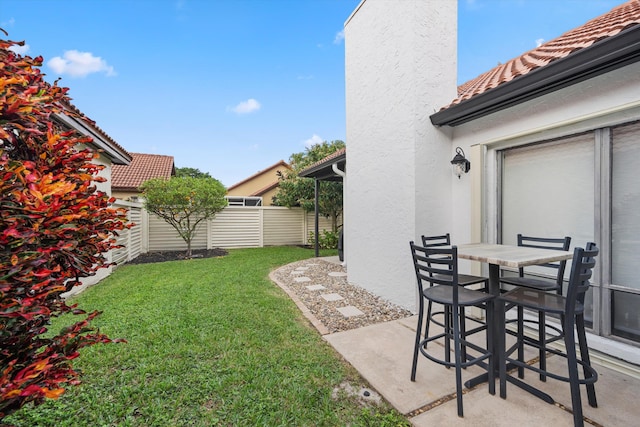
top-left (498, 243), bottom-right (599, 427)
top-left (410, 242), bottom-right (495, 417)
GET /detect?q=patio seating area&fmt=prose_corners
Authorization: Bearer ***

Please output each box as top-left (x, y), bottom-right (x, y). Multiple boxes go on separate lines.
top-left (271, 257), bottom-right (640, 426)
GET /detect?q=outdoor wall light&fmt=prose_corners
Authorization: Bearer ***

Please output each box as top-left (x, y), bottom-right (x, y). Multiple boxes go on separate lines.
top-left (450, 147), bottom-right (471, 179)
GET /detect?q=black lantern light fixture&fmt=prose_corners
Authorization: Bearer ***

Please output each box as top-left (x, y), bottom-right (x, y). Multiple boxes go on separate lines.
top-left (450, 147), bottom-right (470, 179)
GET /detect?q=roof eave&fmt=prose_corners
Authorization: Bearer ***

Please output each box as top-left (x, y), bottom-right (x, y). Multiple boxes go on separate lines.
top-left (298, 153), bottom-right (346, 180)
top-left (54, 113), bottom-right (132, 165)
top-left (430, 24), bottom-right (640, 127)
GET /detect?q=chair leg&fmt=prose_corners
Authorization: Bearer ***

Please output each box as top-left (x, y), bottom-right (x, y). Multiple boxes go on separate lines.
top-left (452, 303), bottom-right (464, 417)
top-left (517, 306), bottom-right (525, 379)
top-left (576, 314), bottom-right (597, 408)
top-left (445, 306), bottom-right (451, 366)
top-left (564, 319), bottom-right (585, 427)
top-left (424, 299), bottom-right (433, 349)
top-left (499, 299), bottom-right (507, 399)
top-left (538, 311), bottom-right (547, 382)
top-left (460, 306), bottom-right (467, 364)
top-left (411, 297), bottom-right (424, 381)
top-left (486, 300), bottom-right (495, 396)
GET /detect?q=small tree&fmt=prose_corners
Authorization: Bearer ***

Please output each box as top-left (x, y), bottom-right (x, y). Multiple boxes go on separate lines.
top-left (1, 32), bottom-right (127, 420)
top-left (273, 140), bottom-right (345, 232)
top-left (175, 167), bottom-right (212, 179)
top-left (140, 177), bottom-right (227, 258)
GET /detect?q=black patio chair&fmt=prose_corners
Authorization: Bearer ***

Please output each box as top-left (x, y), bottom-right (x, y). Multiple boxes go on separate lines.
top-left (420, 234), bottom-right (489, 362)
top-left (500, 234), bottom-right (571, 381)
top-left (498, 243), bottom-right (598, 427)
top-left (410, 242), bottom-right (495, 418)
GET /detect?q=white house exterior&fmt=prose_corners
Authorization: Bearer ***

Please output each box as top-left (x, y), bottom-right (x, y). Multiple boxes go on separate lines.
top-left (344, 0), bottom-right (640, 366)
top-left (55, 107), bottom-right (132, 295)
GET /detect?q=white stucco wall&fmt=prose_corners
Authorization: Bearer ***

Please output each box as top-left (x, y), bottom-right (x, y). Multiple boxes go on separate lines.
top-left (63, 151), bottom-right (115, 297)
top-left (344, 0), bottom-right (458, 311)
top-left (344, 0), bottom-right (640, 317)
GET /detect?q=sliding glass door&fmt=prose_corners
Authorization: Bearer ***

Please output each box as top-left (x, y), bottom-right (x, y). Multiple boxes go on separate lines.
top-left (499, 120), bottom-right (640, 343)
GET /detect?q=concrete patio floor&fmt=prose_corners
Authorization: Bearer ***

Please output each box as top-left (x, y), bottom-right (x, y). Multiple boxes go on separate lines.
top-left (324, 315), bottom-right (640, 426)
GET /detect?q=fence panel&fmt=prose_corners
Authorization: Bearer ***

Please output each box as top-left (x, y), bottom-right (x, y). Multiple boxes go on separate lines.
top-left (112, 200), bottom-right (143, 264)
top-left (304, 212), bottom-right (340, 243)
top-left (116, 205), bottom-right (337, 259)
top-left (148, 213), bottom-right (208, 251)
top-left (210, 207), bottom-right (262, 248)
top-left (263, 207), bottom-right (306, 246)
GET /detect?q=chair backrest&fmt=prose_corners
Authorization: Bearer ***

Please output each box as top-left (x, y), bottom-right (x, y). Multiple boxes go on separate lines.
top-left (517, 234), bottom-right (572, 289)
top-left (410, 241), bottom-right (459, 297)
top-left (421, 233), bottom-right (451, 248)
top-left (564, 242), bottom-right (598, 316)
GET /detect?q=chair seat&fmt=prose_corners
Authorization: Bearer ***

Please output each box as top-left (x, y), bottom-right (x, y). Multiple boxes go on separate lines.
top-left (423, 285), bottom-right (494, 306)
top-left (499, 287), bottom-right (584, 315)
top-left (500, 276), bottom-right (560, 291)
top-left (439, 273), bottom-right (488, 287)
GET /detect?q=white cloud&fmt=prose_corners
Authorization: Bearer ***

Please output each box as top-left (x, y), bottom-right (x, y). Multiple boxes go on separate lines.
top-left (47, 50), bottom-right (116, 78)
top-left (229, 98), bottom-right (261, 114)
top-left (333, 30), bottom-right (345, 44)
top-left (9, 44), bottom-right (30, 55)
top-left (535, 38), bottom-right (545, 47)
top-left (1, 17), bottom-right (15, 28)
top-left (303, 134), bottom-right (323, 148)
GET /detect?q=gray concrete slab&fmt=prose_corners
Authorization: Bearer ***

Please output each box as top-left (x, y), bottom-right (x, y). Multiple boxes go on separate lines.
top-left (324, 315), bottom-right (640, 426)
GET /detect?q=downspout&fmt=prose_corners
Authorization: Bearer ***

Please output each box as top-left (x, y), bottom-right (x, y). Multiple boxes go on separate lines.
top-left (331, 163), bottom-right (346, 266)
top-left (332, 162), bottom-right (346, 178)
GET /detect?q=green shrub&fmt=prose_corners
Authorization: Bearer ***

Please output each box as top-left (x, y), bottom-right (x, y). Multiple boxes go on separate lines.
top-left (308, 230), bottom-right (339, 249)
top-left (1, 33), bottom-right (127, 420)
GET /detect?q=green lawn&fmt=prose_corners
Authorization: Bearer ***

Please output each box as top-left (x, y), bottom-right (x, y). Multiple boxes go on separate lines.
top-left (5, 246), bottom-right (409, 426)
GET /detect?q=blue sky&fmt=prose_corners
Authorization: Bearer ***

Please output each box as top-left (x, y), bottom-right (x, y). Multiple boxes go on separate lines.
top-left (2, 0), bottom-right (623, 187)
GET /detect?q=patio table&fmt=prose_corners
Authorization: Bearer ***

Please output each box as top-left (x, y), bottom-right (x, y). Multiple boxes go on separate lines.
top-left (456, 243), bottom-right (574, 402)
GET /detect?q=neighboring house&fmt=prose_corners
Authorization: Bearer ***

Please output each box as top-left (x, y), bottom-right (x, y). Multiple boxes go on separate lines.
top-left (55, 102), bottom-right (132, 196)
top-left (112, 152), bottom-right (176, 201)
top-left (226, 160), bottom-right (291, 206)
top-left (55, 102), bottom-right (132, 291)
top-left (344, 0), bottom-right (640, 366)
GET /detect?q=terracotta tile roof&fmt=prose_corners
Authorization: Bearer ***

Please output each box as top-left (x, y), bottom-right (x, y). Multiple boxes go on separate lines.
top-left (111, 152), bottom-right (175, 190)
top-left (302, 147), bottom-right (347, 172)
top-left (298, 147), bottom-right (347, 180)
top-left (61, 101), bottom-right (131, 161)
top-left (448, 0), bottom-right (640, 108)
top-left (227, 160), bottom-right (290, 190)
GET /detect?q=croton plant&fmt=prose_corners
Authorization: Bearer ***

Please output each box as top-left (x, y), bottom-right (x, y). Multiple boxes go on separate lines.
top-left (0, 31), bottom-right (128, 419)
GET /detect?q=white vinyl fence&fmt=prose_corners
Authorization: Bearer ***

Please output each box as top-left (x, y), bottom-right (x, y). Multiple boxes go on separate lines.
top-left (111, 202), bottom-right (336, 262)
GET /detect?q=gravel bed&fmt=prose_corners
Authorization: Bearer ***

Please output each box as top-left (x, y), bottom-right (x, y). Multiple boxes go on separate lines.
top-left (271, 258), bottom-right (413, 334)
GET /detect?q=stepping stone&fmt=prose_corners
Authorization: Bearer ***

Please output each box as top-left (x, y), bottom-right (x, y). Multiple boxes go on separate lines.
top-left (291, 270), bottom-right (304, 275)
top-left (321, 293), bottom-right (344, 302)
top-left (306, 284), bottom-right (326, 291)
top-left (328, 271), bottom-right (347, 277)
top-left (337, 306), bottom-right (364, 317)
top-left (294, 277), bottom-right (311, 283)
top-left (296, 267), bottom-right (310, 271)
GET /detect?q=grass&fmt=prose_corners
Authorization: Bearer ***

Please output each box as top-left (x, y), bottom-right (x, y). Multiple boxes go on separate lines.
top-left (5, 246), bottom-right (410, 427)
